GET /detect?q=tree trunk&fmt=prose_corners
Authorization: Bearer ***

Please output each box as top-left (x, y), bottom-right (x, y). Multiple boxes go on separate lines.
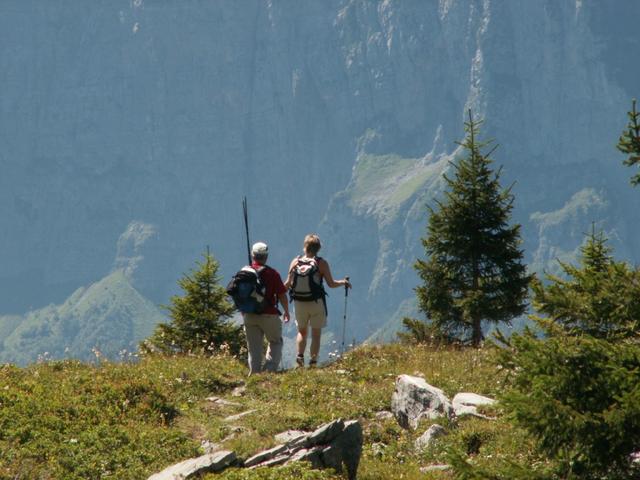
top-left (472, 315), bottom-right (483, 347)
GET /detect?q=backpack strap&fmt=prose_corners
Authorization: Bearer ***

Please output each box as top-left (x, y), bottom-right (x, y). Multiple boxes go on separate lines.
top-left (257, 264), bottom-right (282, 313)
top-left (289, 256), bottom-right (302, 275)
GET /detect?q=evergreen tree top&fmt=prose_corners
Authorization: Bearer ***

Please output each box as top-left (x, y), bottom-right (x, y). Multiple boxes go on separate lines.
top-left (617, 98), bottom-right (640, 185)
top-left (532, 228), bottom-right (640, 341)
top-left (579, 225), bottom-right (613, 273)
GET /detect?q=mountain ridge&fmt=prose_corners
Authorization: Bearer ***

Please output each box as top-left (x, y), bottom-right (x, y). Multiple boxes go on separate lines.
top-left (1, 1), bottom-right (640, 362)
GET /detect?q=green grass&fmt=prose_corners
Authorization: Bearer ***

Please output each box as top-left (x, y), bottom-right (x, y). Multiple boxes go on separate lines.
top-left (346, 153), bottom-right (449, 230)
top-left (0, 344), bottom-right (543, 479)
top-left (350, 154), bottom-right (417, 203)
top-left (348, 154), bottom-right (445, 216)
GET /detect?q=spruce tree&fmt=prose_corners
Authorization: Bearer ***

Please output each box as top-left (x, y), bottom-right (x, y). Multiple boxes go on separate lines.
top-left (617, 99), bottom-right (640, 185)
top-left (414, 112), bottom-right (530, 346)
top-left (142, 249), bottom-right (244, 356)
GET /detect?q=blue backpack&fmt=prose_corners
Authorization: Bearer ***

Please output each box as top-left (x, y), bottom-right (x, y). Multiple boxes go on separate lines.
top-left (226, 266), bottom-right (269, 314)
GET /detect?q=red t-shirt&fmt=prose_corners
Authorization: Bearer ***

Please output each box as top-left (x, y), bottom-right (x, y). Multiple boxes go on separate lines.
top-left (251, 261), bottom-right (286, 315)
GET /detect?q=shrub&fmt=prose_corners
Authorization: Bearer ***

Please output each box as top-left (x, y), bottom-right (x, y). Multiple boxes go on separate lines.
top-left (494, 327), bottom-right (640, 479)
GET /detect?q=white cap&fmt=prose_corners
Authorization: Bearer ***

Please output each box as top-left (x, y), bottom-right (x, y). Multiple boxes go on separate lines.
top-left (251, 242), bottom-right (269, 256)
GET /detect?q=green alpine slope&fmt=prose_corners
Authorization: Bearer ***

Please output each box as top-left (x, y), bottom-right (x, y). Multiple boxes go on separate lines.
top-left (0, 270), bottom-right (165, 365)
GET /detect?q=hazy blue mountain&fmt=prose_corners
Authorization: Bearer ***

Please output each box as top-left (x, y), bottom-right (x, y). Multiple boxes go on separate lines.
top-left (1, 1), bottom-right (639, 362)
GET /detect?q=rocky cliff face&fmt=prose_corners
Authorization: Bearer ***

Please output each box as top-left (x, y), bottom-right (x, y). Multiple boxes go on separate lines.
top-left (1, 1), bottom-right (638, 358)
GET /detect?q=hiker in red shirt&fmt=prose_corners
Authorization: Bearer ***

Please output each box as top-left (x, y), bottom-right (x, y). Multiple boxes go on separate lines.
top-left (243, 242), bottom-right (290, 374)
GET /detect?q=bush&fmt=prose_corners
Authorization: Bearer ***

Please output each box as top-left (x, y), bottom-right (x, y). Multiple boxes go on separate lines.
top-left (494, 327), bottom-right (640, 479)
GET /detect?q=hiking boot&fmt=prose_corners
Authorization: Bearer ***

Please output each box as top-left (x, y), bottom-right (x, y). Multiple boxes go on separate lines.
top-left (296, 355), bottom-right (304, 367)
top-left (309, 358), bottom-right (318, 368)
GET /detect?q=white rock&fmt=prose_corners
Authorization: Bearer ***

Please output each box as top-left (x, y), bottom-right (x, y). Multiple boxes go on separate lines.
top-left (374, 410), bottom-right (394, 420)
top-left (452, 392), bottom-right (496, 418)
top-left (391, 375), bottom-right (454, 429)
top-left (250, 419), bottom-right (363, 480)
top-left (222, 409), bottom-right (256, 422)
top-left (147, 450), bottom-right (236, 479)
top-left (231, 385), bottom-right (246, 397)
top-left (206, 396), bottom-right (243, 407)
top-left (274, 429), bottom-right (309, 444)
top-left (307, 419), bottom-right (345, 445)
top-left (244, 444), bottom-right (288, 467)
top-left (200, 440), bottom-right (223, 454)
top-left (415, 424), bottom-right (447, 452)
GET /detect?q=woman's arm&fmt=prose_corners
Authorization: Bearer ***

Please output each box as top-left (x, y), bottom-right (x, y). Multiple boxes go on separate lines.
top-left (318, 258), bottom-right (351, 289)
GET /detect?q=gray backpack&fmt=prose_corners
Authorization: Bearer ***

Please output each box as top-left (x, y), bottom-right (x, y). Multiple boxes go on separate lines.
top-left (289, 256), bottom-right (326, 302)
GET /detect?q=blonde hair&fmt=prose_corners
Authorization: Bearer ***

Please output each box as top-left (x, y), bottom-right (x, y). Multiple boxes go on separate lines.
top-left (303, 234), bottom-right (321, 256)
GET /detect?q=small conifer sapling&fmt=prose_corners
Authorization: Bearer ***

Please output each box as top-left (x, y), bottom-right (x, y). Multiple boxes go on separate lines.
top-left (142, 248), bottom-right (244, 356)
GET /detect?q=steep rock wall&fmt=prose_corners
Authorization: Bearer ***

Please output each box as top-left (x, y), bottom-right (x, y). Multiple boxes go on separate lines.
top-left (1, 0), bottom-right (639, 349)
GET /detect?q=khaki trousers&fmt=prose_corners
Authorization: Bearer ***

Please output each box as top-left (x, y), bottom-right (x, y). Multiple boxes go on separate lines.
top-left (243, 313), bottom-right (283, 375)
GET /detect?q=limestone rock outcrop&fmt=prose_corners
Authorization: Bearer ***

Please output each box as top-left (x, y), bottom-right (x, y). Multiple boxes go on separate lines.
top-left (415, 424), bottom-right (447, 452)
top-left (391, 375), bottom-right (454, 429)
top-left (147, 451), bottom-right (236, 480)
top-left (452, 392), bottom-right (496, 418)
top-left (246, 419), bottom-right (363, 480)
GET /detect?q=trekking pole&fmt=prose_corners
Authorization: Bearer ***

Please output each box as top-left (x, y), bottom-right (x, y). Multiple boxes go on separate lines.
top-left (242, 197), bottom-right (251, 264)
top-left (340, 277), bottom-right (350, 356)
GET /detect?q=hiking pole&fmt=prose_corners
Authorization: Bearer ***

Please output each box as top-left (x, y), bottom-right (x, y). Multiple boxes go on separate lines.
top-left (242, 196), bottom-right (251, 264)
top-left (340, 277), bottom-right (350, 356)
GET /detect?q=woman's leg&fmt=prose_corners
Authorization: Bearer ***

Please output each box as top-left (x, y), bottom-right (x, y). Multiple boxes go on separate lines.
top-left (297, 327), bottom-right (308, 356)
top-left (295, 327), bottom-right (307, 366)
top-left (310, 328), bottom-right (322, 364)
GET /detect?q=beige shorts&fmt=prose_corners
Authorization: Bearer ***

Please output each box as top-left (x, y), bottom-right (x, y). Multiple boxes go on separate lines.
top-left (294, 300), bottom-right (327, 329)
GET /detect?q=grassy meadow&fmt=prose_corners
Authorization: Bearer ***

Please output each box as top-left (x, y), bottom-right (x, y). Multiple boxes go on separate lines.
top-left (0, 344), bottom-right (543, 479)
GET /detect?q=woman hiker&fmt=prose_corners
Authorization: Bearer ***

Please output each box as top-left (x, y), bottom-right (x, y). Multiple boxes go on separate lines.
top-left (285, 234), bottom-right (351, 367)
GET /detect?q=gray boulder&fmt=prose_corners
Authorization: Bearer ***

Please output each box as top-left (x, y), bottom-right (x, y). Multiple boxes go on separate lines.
top-left (274, 430), bottom-right (308, 444)
top-left (147, 450), bottom-right (236, 480)
top-left (323, 420), bottom-right (363, 480)
top-left (244, 444), bottom-right (289, 468)
top-left (223, 409), bottom-right (256, 422)
top-left (415, 424), bottom-right (447, 452)
top-left (452, 392), bottom-right (496, 418)
top-left (249, 419), bottom-right (363, 480)
top-left (306, 419), bottom-right (345, 446)
top-left (374, 410), bottom-right (394, 421)
top-left (391, 375), bottom-right (454, 429)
